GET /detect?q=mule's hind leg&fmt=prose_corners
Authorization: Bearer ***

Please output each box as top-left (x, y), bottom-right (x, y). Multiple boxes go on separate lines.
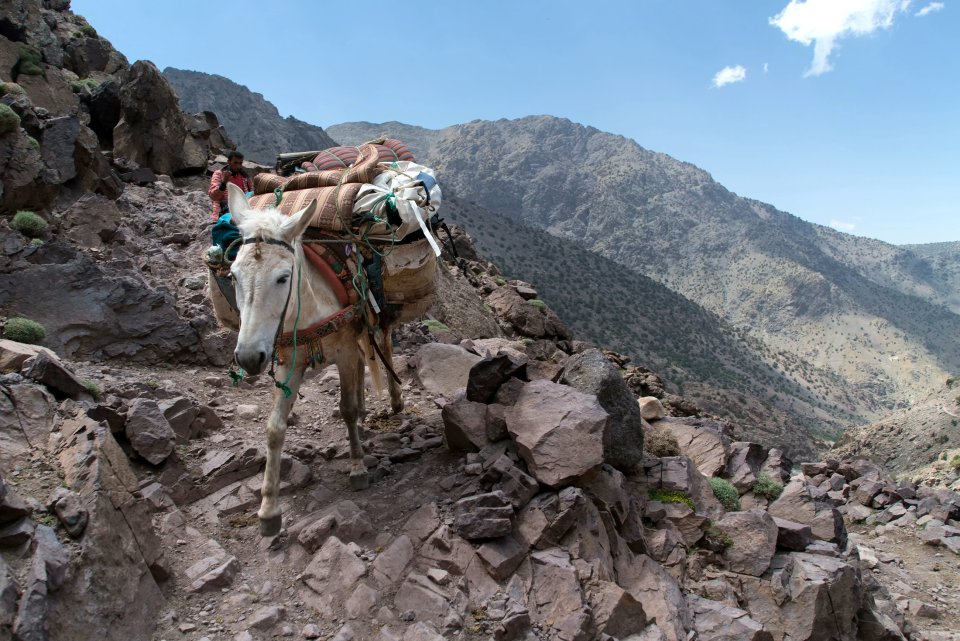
top-left (338, 351), bottom-right (369, 490)
top-left (257, 362), bottom-right (304, 536)
top-left (382, 326), bottom-right (404, 414)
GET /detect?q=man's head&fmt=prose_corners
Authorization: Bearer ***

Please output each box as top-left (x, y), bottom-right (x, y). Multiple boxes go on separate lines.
top-left (226, 151), bottom-right (244, 172)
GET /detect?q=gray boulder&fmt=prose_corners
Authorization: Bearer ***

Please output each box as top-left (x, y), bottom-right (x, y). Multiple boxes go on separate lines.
top-left (505, 379), bottom-right (606, 487)
top-left (561, 349), bottom-right (645, 473)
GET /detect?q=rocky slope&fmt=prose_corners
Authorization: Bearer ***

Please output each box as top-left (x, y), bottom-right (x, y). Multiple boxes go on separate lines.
top-left (832, 379), bottom-right (960, 481)
top-left (163, 68), bottom-right (338, 166)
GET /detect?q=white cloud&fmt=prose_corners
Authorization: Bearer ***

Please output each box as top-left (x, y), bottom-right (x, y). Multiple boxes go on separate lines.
top-left (830, 219), bottom-right (857, 232)
top-left (915, 2), bottom-right (945, 16)
top-left (763, 62), bottom-right (770, 73)
top-left (770, 0), bottom-right (911, 76)
top-left (712, 65), bottom-right (747, 88)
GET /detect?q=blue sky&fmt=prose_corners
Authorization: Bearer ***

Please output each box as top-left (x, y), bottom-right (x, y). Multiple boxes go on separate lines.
top-left (72, 0), bottom-right (958, 245)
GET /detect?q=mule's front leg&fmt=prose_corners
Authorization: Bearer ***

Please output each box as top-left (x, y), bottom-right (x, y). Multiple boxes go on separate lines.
top-left (338, 353), bottom-right (369, 490)
top-left (258, 363), bottom-right (304, 536)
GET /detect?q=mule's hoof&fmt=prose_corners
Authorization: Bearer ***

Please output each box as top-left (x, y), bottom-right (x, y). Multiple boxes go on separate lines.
top-left (391, 400), bottom-right (404, 415)
top-left (259, 514), bottom-right (282, 537)
top-left (349, 471), bottom-right (370, 490)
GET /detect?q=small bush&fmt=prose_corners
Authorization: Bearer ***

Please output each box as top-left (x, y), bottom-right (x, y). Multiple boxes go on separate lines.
top-left (3, 317), bottom-right (46, 344)
top-left (709, 477), bottom-right (741, 511)
top-left (422, 319), bottom-right (451, 333)
top-left (81, 379), bottom-right (101, 401)
top-left (950, 455), bottom-right (960, 472)
top-left (15, 45), bottom-right (43, 77)
top-left (26, 136), bottom-right (38, 149)
top-left (703, 523), bottom-right (734, 549)
top-left (648, 488), bottom-right (695, 510)
top-left (0, 82), bottom-right (24, 96)
top-left (752, 474), bottom-right (784, 500)
top-left (79, 23), bottom-right (97, 37)
top-left (494, 276), bottom-right (506, 286)
top-left (30, 238), bottom-right (43, 247)
top-left (528, 298), bottom-right (547, 310)
top-left (70, 78), bottom-right (100, 93)
top-left (0, 104), bottom-right (20, 136)
top-left (645, 424), bottom-right (681, 457)
top-left (11, 210), bottom-right (47, 238)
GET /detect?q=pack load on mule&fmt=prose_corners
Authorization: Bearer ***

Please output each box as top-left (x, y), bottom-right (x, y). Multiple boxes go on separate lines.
top-left (203, 139), bottom-right (447, 535)
top-left (205, 138), bottom-right (443, 334)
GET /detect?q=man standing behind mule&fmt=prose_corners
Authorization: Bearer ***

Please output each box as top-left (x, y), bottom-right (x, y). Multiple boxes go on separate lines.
top-left (208, 151), bottom-right (253, 221)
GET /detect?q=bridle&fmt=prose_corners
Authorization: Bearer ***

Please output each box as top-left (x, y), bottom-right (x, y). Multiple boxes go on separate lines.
top-left (235, 236), bottom-right (298, 395)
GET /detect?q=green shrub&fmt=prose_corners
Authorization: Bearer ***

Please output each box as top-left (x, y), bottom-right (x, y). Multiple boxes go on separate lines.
top-left (709, 477), bottom-right (741, 511)
top-left (494, 276), bottom-right (506, 286)
top-left (422, 319), bottom-right (451, 333)
top-left (11, 210), bottom-right (47, 238)
top-left (0, 82), bottom-right (24, 96)
top-left (79, 23), bottom-right (97, 37)
top-left (645, 424), bottom-right (681, 457)
top-left (648, 488), bottom-right (695, 510)
top-left (29, 238), bottom-right (43, 247)
top-left (70, 78), bottom-right (100, 92)
top-left (950, 455), bottom-right (960, 472)
top-left (15, 45), bottom-right (43, 77)
top-left (81, 379), bottom-right (101, 401)
top-left (528, 298), bottom-right (547, 310)
top-left (26, 136), bottom-right (38, 149)
top-left (703, 523), bottom-right (734, 549)
top-left (0, 104), bottom-right (20, 136)
top-left (752, 474), bottom-right (784, 500)
top-left (3, 317), bottom-right (46, 344)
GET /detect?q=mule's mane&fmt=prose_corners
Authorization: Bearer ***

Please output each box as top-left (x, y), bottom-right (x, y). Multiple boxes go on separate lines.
top-left (236, 207), bottom-right (290, 241)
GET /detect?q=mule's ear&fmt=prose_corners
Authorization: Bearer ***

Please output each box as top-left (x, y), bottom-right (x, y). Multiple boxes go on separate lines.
top-left (226, 183), bottom-right (249, 225)
top-left (281, 198), bottom-right (317, 241)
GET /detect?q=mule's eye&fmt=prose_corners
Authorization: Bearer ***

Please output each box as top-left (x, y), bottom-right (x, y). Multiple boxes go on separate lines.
top-left (277, 275), bottom-right (289, 285)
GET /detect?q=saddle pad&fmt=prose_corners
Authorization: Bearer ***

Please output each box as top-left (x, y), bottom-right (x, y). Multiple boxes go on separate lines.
top-left (247, 183), bottom-right (365, 232)
top-left (311, 139), bottom-right (414, 171)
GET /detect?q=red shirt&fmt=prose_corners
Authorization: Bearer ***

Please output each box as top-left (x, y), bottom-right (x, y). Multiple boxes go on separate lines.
top-left (208, 169), bottom-right (253, 221)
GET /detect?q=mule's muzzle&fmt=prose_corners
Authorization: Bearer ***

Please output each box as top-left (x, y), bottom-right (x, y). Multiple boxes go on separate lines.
top-left (235, 347), bottom-right (269, 376)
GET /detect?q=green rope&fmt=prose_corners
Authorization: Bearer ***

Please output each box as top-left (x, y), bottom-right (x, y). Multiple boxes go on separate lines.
top-left (274, 187), bottom-right (284, 207)
top-left (227, 367), bottom-right (244, 386)
top-left (275, 255), bottom-right (302, 398)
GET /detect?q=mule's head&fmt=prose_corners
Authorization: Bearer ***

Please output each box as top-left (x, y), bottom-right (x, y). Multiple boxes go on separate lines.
top-left (226, 184), bottom-right (316, 375)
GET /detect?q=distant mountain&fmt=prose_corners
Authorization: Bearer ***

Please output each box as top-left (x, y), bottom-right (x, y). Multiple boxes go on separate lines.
top-left (329, 118), bottom-right (960, 422)
top-left (163, 67), bottom-right (337, 165)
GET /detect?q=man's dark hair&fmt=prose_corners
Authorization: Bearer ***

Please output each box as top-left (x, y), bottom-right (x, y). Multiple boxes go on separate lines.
top-left (227, 150), bottom-right (244, 161)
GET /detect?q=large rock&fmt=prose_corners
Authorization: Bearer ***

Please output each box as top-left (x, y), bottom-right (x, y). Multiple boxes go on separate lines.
top-left (715, 509), bottom-right (779, 577)
top-left (768, 480), bottom-right (846, 545)
top-left (440, 398), bottom-right (488, 452)
top-left (616, 553), bottom-right (692, 641)
top-left (124, 398), bottom-right (176, 465)
top-left (739, 553), bottom-right (862, 641)
top-left (302, 536), bottom-right (367, 617)
top-left (504, 380), bottom-right (606, 487)
top-left (113, 60), bottom-right (190, 176)
top-left (0, 382), bottom-right (55, 468)
top-left (485, 286), bottom-right (571, 339)
top-left (415, 343), bottom-right (482, 399)
top-left (725, 442), bottom-right (767, 493)
top-left (528, 549), bottom-right (592, 641)
top-left (561, 349), bottom-right (646, 473)
top-left (21, 350), bottom-right (88, 399)
top-left (658, 417), bottom-right (730, 478)
top-left (0, 247), bottom-right (201, 362)
top-left (686, 595), bottom-right (772, 641)
top-left (48, 413), bottom-right (166, 641)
